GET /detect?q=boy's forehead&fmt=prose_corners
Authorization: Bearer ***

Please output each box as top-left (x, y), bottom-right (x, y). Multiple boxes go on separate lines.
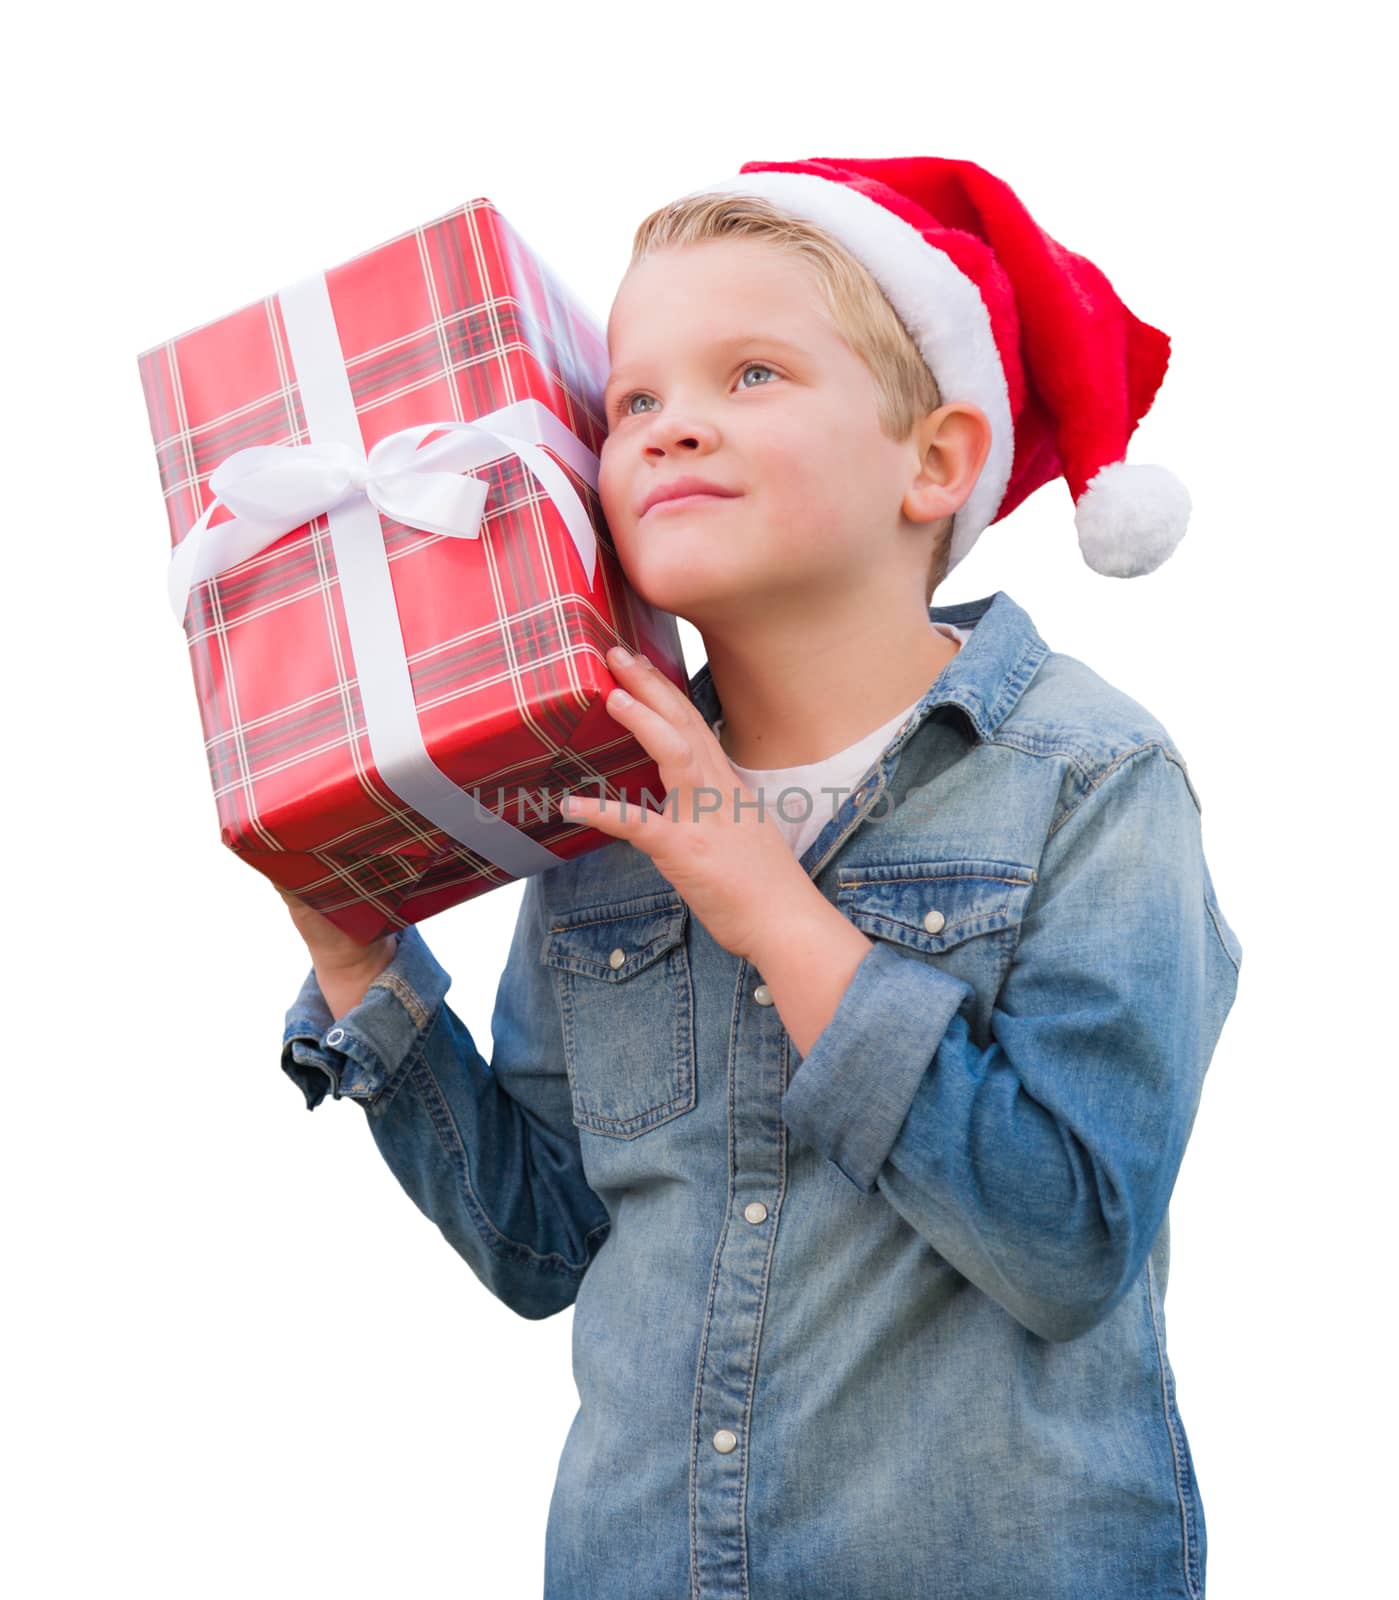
top-left (607, 243), bottom-right (824, 367)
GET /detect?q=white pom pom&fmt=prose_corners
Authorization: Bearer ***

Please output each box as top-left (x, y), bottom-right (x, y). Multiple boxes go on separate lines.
top-left (1074, 461), bottom-right (1192, 578)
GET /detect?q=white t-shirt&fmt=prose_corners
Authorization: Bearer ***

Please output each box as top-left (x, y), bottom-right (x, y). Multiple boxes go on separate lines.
top-left (710, 620), bottom-right (972, 863)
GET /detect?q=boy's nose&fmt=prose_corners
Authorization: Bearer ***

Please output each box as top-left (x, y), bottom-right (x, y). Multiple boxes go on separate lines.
top-left (637, 419), bottom-right (713, 457)
top-left (643, 410), bottom-right (721, 455)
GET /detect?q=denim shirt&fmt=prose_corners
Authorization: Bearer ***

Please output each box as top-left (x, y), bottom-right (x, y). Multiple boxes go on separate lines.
top-left (282, 589), bottom-right (1243, 1600)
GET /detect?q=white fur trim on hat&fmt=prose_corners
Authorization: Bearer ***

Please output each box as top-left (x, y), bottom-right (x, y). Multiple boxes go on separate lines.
top-left (1073, 461), bottom-right (1191, 578)
top-left (675, 172), bottom-right (1014, 570)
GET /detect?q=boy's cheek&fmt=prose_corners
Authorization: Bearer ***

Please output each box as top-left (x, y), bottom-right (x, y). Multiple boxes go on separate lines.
top-left (599, 493), bottom-right (638, 569)
top-left (596, 456), bottom-right (632, 537)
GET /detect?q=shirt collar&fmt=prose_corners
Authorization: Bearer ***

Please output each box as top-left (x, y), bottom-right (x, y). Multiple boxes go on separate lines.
top-left (685, 589), bottom-right (1049, 748)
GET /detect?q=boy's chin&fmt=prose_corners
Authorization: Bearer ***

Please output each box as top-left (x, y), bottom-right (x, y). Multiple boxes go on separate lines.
top-left (617, 554), bottom-right (733, 617)
top-left (621, 566), bottom-right (777, 632)
top-left (624, 580), bottom-right (713, 628)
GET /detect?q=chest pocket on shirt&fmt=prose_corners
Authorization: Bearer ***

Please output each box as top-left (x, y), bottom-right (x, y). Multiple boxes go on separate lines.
top-left (540, 889), bottom-right (697, 1139)
top-left (835, 858), bottom-right (1037, 1028)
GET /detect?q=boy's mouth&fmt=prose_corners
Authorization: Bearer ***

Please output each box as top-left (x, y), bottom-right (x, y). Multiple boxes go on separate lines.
top-left (637, 476), bottom-right (742, 517)
top-left (641, 492), bottom-right (739, 519)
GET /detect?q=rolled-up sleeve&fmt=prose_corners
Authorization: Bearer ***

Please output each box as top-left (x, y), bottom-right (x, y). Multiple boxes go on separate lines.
top-left (780, 742), bottom-right (1243, 1342)
top-left (281, 919), bottom-right (451, 1111)
top-left (280, 876), bottom-right (611, 1320)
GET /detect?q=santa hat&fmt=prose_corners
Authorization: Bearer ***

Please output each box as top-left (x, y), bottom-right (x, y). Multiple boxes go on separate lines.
top-left (672, 157), bottom-right (1190, 579)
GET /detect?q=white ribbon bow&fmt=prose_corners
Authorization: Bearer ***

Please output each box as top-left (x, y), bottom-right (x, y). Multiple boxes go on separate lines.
top-left (167, 400), bottom-right (599, 623)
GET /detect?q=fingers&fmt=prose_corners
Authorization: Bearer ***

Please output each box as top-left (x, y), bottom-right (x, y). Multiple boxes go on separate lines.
top-left (606, 643), bottom-right (719, 768)
top-left (274, 884), bottom-right (315, 916)
top-left (605, 683), bottom-right (694, 772)
top-left (559, 788), bottom-right (652, 845)
top-left (606, 644), bottom-right (704, 730)
top-left (564, 643), bottom-right (715, 846)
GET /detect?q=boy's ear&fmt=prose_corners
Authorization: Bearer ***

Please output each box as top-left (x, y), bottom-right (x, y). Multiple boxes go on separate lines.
top-left (904, 402), bottom-right (993, 526)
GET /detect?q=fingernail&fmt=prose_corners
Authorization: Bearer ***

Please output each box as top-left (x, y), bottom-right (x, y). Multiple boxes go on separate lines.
top-left (611, 644), bottom-right (633, 665)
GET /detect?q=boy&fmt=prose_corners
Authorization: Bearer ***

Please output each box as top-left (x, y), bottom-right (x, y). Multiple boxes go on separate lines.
top-left (280, 157), bottom-right (1243, 1600)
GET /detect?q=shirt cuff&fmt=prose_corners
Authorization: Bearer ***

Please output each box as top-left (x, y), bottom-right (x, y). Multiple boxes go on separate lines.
top-left (779, 939), bottom-right (971, 1194)
top-left (280, 921), bottom-right (452, 1111)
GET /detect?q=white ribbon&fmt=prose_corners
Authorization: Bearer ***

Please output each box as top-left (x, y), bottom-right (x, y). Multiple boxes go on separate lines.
top-left (168, 269), bottom-right (604, 881)
top-left (166, 393), bottom-right (599, 619)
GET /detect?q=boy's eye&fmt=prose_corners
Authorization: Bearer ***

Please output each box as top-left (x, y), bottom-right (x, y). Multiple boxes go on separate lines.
top-left (739, 362), bottom-right (780, 388)
top-left (611, 361), bottom-right (780, 421)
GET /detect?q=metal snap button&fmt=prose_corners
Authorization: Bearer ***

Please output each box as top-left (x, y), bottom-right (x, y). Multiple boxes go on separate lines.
top-left (753, 983), bottom-right (774, 1006)
top-left (608, 947), bottom-right (626, 969)
top-left (853, 786), bottom-right (870, 807)
top-left (712, 1429), bottom-right (738, 1454)
top-left (325, 1028), bottom-right (345, 1047)
top-left (744, 1201), bottom-right (768, 1225)
top-left (922, 908), bottom-right (946, 934)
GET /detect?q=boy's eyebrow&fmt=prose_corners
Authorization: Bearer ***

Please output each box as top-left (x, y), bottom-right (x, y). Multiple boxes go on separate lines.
top-left (604, 334), bottom-right (808, 394)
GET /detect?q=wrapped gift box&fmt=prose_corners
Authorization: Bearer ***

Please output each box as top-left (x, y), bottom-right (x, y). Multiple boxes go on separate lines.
top-left (137, 197), bottom-right (686, 945)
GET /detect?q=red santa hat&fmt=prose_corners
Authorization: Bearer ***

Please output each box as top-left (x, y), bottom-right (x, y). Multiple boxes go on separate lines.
top-left (672, 156), bottom-right (1190, 579)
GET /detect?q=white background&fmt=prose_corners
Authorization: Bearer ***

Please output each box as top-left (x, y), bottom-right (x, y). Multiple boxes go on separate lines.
top-left (5, 1), bottom-right (1390, 1594)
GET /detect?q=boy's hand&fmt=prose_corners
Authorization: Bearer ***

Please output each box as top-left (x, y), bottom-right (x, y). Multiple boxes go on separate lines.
top-left (559, 645), bottom-right (819, 964)
top-left (274, 884), bottom-right (399, 1023)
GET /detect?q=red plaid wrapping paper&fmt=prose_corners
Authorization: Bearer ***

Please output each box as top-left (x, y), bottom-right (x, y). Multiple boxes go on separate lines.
top-left (137, 197), bottom-right (686, 945)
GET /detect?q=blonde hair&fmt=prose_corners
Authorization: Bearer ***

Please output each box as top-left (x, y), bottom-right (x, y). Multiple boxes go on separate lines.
top-left (626, 191), bottom-right (954, 602)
